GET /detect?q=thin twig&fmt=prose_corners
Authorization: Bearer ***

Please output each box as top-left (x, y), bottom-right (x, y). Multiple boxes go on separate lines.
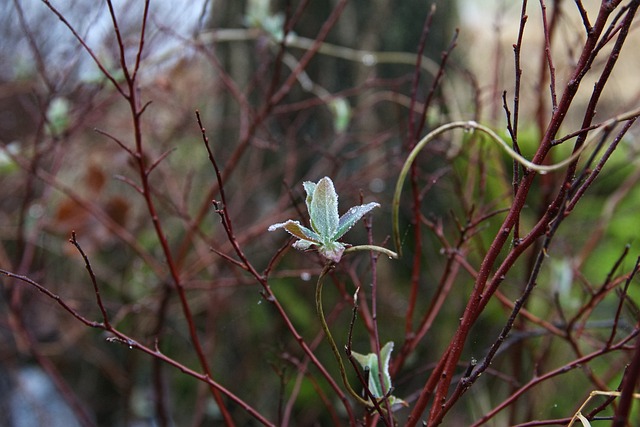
top-left (69, 232), bottom-right (111, 328)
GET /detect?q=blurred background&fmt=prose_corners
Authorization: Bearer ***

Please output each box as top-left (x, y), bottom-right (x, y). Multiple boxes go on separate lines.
top-left (1, 0), bottom-right (639, 425)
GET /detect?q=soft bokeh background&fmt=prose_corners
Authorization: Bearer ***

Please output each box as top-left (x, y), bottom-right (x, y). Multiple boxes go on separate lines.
top-left (1, 1), bottom-right (639, 425)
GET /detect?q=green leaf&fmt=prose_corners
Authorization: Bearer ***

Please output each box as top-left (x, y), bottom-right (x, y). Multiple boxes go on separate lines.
top-left (328, 97), bottom-right (351, 133)
top-left (46, 97), bottom-right (70, 136)
top-left (352, 341), bottom-right (394, 398)
top-left (268, 220), bottom-right (321, 244)
top-left (0, 142), bottom-right (20, 174)
top-left (310, 177), bottom-right (339, 238)
top-left (303, 181), bottom-right (317, 222)
top-left (268, 176), bottom-right (382, 263)
top-left (317, 241), bottom-right (345, 263)
top-left (293, 240), bottom-right (317, 251)
top-left (351, 342), bottom-right (406, 409)
top-left (334, 202), bottom-right (380, 240)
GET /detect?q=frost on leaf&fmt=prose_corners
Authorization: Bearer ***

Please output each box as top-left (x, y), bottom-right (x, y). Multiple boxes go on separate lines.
top-left (352, 342), bottom-right (407, 409)
top-left (268, 177), bottom-right (379, 262)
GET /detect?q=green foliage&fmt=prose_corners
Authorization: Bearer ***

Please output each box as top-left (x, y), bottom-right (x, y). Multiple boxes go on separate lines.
top-left (45, 97), bottom-right (70, 136)
top-left (2, 1), bottom-right (640, 425)
top-left (269, 177), bottom-right (379, 262)
top-left (0, 142), bottom-right (20, 174)
top-left (352, 341), bottom-right (406, 408)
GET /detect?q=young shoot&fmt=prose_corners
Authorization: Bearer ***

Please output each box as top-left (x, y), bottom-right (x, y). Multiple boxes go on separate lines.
top-left (269, 176), bottom-right (395, 262)
top-left (352, 341), bottom-right (407, 409)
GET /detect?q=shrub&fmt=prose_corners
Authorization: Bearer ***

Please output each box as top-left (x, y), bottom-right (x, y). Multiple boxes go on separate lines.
top-left (1, 1), bottom-right (639, 426)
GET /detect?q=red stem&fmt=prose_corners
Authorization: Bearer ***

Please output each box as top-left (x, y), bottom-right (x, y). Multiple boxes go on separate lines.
top-left (406, 3), bottom-right (623, 425)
